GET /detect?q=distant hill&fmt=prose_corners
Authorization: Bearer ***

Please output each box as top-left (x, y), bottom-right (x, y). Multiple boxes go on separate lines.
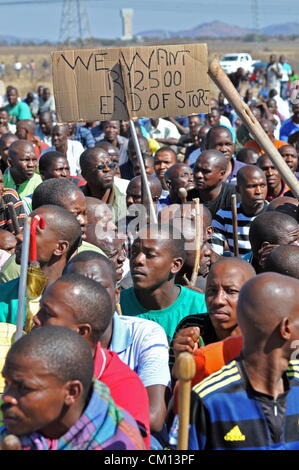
top-left (137, 21), bottom-right (299, 39)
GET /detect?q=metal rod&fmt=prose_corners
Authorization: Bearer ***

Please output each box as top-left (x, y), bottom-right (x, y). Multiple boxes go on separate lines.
top-left (15, 217), bottom-right (31, 342)
top-left (129, 120), bottom-right (158, 224)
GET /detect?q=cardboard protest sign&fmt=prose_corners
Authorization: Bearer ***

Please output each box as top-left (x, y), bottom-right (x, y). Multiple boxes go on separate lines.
top-left (52, 43), bottom-right (210, 122)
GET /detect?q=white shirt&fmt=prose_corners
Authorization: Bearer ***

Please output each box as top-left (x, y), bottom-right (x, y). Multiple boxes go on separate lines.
top-left (42, 139), bottom-right (84, 176)
top-left (109, 313), bottom-right (171, 388)
top-left (145, 118), bottom-right (181, 141)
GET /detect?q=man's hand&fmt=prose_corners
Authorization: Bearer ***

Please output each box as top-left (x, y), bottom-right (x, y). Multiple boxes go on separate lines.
top-left (173, 326), bottom-right (200, 359)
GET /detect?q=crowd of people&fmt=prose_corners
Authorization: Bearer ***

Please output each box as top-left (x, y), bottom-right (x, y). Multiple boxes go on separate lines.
top-left (0, 51), bottom-right (298, 451)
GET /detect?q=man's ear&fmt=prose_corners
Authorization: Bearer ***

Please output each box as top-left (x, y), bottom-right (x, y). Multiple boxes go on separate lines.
top-left (53, 240), bottom-right (69, 257)
top-left (7, 157), bottom-right (13, 168)
top-left (261, 241), bottom-right (270, 249)
top-left (171, 256), bottom-right (184, 275)
top-left (64, 380), bottom-right (83, 406)
top-left (165, 178), bottom-right (172, 191)
top-left (279, 317), bottom-right (291, 341)
top-left (76, 323), bottom-right (92, 340)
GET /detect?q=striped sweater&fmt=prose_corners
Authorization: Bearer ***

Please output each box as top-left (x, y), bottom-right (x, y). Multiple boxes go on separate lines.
top-left (211, 202), bottom-right (268, 256)
top-left (188, 359), bottom-right (299, 450)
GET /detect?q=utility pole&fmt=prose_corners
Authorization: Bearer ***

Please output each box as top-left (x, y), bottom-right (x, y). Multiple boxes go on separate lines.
top-left (251, 0), bottom-right (261, 34)
top-left (59, 0), bottom-right (92, 45)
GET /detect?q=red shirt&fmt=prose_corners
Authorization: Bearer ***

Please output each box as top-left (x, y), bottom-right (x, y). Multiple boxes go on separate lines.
top-left (93, 342), bottom-right (150, 449)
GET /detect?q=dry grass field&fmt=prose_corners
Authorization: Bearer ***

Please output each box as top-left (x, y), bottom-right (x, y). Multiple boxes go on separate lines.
top-left (0, 37), bottom-right (299, 99)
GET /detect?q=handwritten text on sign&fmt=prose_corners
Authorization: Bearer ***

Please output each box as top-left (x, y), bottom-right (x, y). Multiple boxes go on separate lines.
top-left (52, 44), bottom-right (210, 122)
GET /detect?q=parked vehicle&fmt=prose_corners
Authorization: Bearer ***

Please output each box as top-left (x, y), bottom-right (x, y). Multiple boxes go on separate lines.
top-left (220, 53), bottom-right (257, 74)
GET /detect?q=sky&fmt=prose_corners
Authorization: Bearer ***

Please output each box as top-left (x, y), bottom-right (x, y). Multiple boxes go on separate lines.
top-left (0, 0), bottom-right (298, 41)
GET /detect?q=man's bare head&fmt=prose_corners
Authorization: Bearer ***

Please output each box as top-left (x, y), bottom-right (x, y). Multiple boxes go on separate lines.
top-left (237, 272), bottom-right (299, 355)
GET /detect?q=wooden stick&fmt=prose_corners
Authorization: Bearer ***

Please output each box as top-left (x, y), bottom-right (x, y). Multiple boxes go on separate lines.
top-left (208, 58), bottom-right (299, 200)
top-left (116, 303), bottom-right (123, 316)
top-left (173, 352), bottom-right (196, 450)
top-left (231, 194), bottom-right (239, 257)
top-left (15, 217), bottom-right (31, 342)
top-left (178, 187), bottom-right (188, 203)
top-left (119, 63), bottom-right (158, 224)
top-left (190, 199), bottom-right (202, 286)
top-left (7, 202), bottom-right (20, 235)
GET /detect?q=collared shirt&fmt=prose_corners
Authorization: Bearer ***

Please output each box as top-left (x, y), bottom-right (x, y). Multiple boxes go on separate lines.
top-left (109, 313), bottom-right (171, 388)
top-left (81, 181), bottom-right (127, 222)
top-left (144, 118), bottom-right (181, 141)
top-left (3, 168), bottom-right (42, 200)
top-left (70, 125), bottom-right (95, 149)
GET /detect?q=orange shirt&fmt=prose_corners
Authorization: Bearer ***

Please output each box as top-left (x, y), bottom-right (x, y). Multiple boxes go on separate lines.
top-left (244, 138), bottom-right (286, 155)
top-left (173, 336), bottom-right (243, 414)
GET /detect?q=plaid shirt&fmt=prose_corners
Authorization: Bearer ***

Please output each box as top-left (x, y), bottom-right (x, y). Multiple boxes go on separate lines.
top-left (0, 380), bottom-right (145, 450)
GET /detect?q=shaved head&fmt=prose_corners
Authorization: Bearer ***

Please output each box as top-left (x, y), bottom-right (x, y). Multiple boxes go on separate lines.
top-left (208, 256), bottom-right (256, 281)
top-left (237, 272), bottom-right (299, 352)
top-left (266, 196), bottom-right (299, 219)
top-left (236, 165), bottom-right (266, 187)
top-left (196, 149), bottom-right (228, 171)
top-left (264, 245), bottom-right (299, 279)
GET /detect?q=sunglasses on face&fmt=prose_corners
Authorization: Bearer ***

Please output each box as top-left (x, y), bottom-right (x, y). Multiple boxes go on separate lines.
top-left (94, 162), bottom-right (117, 171)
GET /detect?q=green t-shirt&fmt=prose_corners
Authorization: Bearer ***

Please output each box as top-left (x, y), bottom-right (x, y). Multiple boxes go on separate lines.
top-left (5, 101), bottom-right (32, 124)
top-left (120, 285), bottom-right (207, 343)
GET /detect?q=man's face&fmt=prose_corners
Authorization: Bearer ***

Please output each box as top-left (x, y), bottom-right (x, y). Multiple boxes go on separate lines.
top-left (205, 264), bottom-right (248, 333)
top-left (0, 232), bottom-right (17, 254)
top-left (67, 122), bottom-right (77, 136)
top-left (207, 110), bottom-right (221, 127)
top-left (104, 121), bottom-right (120, 142)
top-left (100, 236), bottom-right (127, 282)
top-left (133, 158), bottom-right (155, 176)
top-left (86, 203), bottom-right (116, 244)
top-left (126, 180), bottom-right (142, 207)
top-left (40, 116), bottom-right (53, 135)
top-left (34, 282), bottom-right (79, 330)
top-left (42, 89), bottom-right (51, 101)
top-left (9, 144), bottom-right (38, 181)
top-left (0, 111), bottom-right (9, 127)
top-left (130, 235), bottom-right (181, 290)
top-left (7, 89), bottom-right (18, 107)
top-left (16, 122), bottom-right (29, 140)
top-left (62, 191), bottom-right (87, 240)
top-left (2, 354), bottom-right (71, 436)
top-left (193, 156), bottom-right (225, 191)
top-left (0, 136), bottom-right (18, 163)
top-left (279, 146), bottom-right (298, 173)
top-left (83, 152), bottom-right (116, 191)
top-left (258, 157), bottom-right (281, 190)
top-left (42, 157), bottom-right (70, 180)
top-left (168, 165), bottom-right (194, 193)
top-left (208, 129), bottom-right (234, 160)
top-left (189, 116), bottom-right (201, 128)
top-left (65, 260), bottom-right (117, 312)
top-left (154, 150), bottom-right (176, 182)
top-left (52, 127), bottom-right (68, 149)
top-left (15, 213), bottom-right (62, 266)
top-left (238, 171), bottom-right (267, 211)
